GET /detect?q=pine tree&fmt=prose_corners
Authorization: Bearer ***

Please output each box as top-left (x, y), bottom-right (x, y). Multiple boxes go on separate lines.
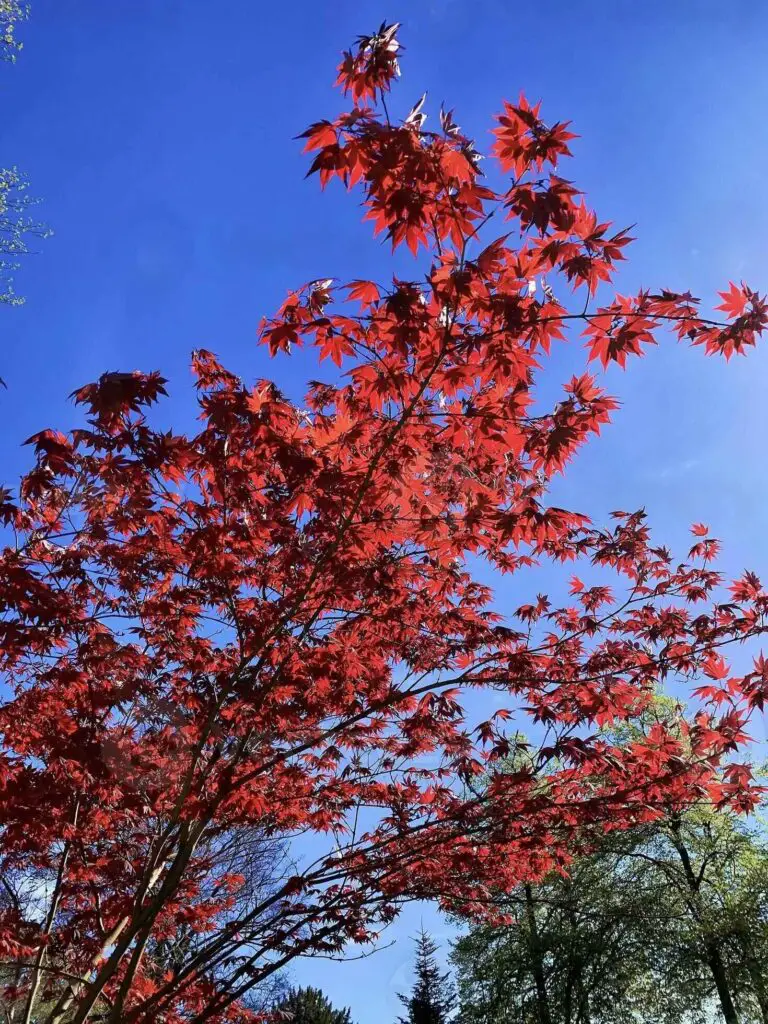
top-left (274, 986), bottom-right (353, 1024)
top-left (398, 930), bottom-right (456, 1024)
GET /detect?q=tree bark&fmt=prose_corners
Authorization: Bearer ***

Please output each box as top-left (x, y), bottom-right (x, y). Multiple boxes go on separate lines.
top-left (524, 884), bottom-right (553, 1024)
top-left (701, 942), bottom-right (738, 1024)
top-left (574, 970), bottom-right (591, 1024)
top-left (739, 934), bottom-right (768, 1024)
top-left (563, 972), bottom-right (573, 1024)
top-left (669, 818), bottom-right (739, 1024)
top-left (565, 897), bottom-right (590, 1024)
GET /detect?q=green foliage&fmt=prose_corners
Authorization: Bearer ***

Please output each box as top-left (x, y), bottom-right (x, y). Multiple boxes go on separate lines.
top-left (0, 0), bottom-right (28, 63)
top-left (274, 986), bottom-right (353, 1024)
top-left (1, 4), bottom-right (50, 314)
top-left (399, 930), bottom-right (456, 1024)
top-left (0, 166), bottom-right (50, 306)
top-left (452, 805), bottom-right (768, 1024)
top-left (631, 806), bottom-right (768, 1024)
top-left (452, 842), bottom-right (682, 1024)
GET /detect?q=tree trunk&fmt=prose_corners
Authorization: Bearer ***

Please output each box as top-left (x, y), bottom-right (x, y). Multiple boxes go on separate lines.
top-left (575, 972), bottom-right (591, 1024)
top-left (739, 933), bottom-right (768, 1024)
top-left (524, 884), bottom-right (553, 1024)
top-left (565, 897), bottom-right (590, 1024)
top-left (563, 972), bottom-right (573, 1024)
top-left (704, 942), bottom-right (739, 1024)
top-left (669, 818), bottom-right (739, 1024)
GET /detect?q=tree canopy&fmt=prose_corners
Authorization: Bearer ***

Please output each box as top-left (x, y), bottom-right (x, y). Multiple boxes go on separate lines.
top-left (0, 20), bottom-right (767, 1024)
top-left (273, 986), bottom-right (353, 1024)
top-left (452, 706), bottom-right (768, 1023)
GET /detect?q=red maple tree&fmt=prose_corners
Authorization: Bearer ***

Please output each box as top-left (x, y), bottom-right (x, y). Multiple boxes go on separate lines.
top-left (1, 22), bottom-right (768, 1024)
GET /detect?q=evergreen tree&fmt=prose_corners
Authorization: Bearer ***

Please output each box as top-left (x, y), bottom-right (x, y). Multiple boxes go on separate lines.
top-left (274, 986), bottom-right (353, 1024)
top-left (399, 930), bottom-right (456, 1024)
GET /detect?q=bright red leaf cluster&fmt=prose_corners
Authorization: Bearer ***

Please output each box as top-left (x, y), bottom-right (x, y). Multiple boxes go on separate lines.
top-left (1, 22), bottom-right (767, 1024)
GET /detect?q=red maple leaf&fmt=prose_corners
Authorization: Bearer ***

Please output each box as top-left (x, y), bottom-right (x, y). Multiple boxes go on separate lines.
top-left (716, 281), bottom-right (749, 319)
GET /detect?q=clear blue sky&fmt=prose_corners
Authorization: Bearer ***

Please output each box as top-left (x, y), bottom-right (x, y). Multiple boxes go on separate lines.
top-left (4, 1), bottom-right (768, 1019)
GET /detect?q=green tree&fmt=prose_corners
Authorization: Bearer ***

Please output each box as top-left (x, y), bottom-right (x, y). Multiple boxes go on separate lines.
top-left (451, 837), bottom-right (696, 1024)
top-left (604, 699), bottom-right (768, 1023)
top-left (274, 986), bottom-right (353, 1024)
top-left (399, 930), bottom-right (456, 1024)
top-left (727, 830), bottom-right (768, 1023)
top-left (451, 700), bottom-right (768, 1024)
top-left (619, 805), bottom-right (768, 1024)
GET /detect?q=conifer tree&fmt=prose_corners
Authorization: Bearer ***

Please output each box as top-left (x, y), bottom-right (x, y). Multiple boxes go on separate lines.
top-left (275, 986), bottom-right (353, 1024)
top-left (398, 931), bottom-right (456, 1024)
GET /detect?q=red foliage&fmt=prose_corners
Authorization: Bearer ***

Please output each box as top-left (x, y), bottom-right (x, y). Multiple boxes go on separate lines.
top-left (1, 23), bottom-right (767, 1024)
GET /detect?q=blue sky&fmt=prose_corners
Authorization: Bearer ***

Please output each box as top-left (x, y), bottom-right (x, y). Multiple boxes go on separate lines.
top-left (4, 1), bottom-right (768, 1019)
